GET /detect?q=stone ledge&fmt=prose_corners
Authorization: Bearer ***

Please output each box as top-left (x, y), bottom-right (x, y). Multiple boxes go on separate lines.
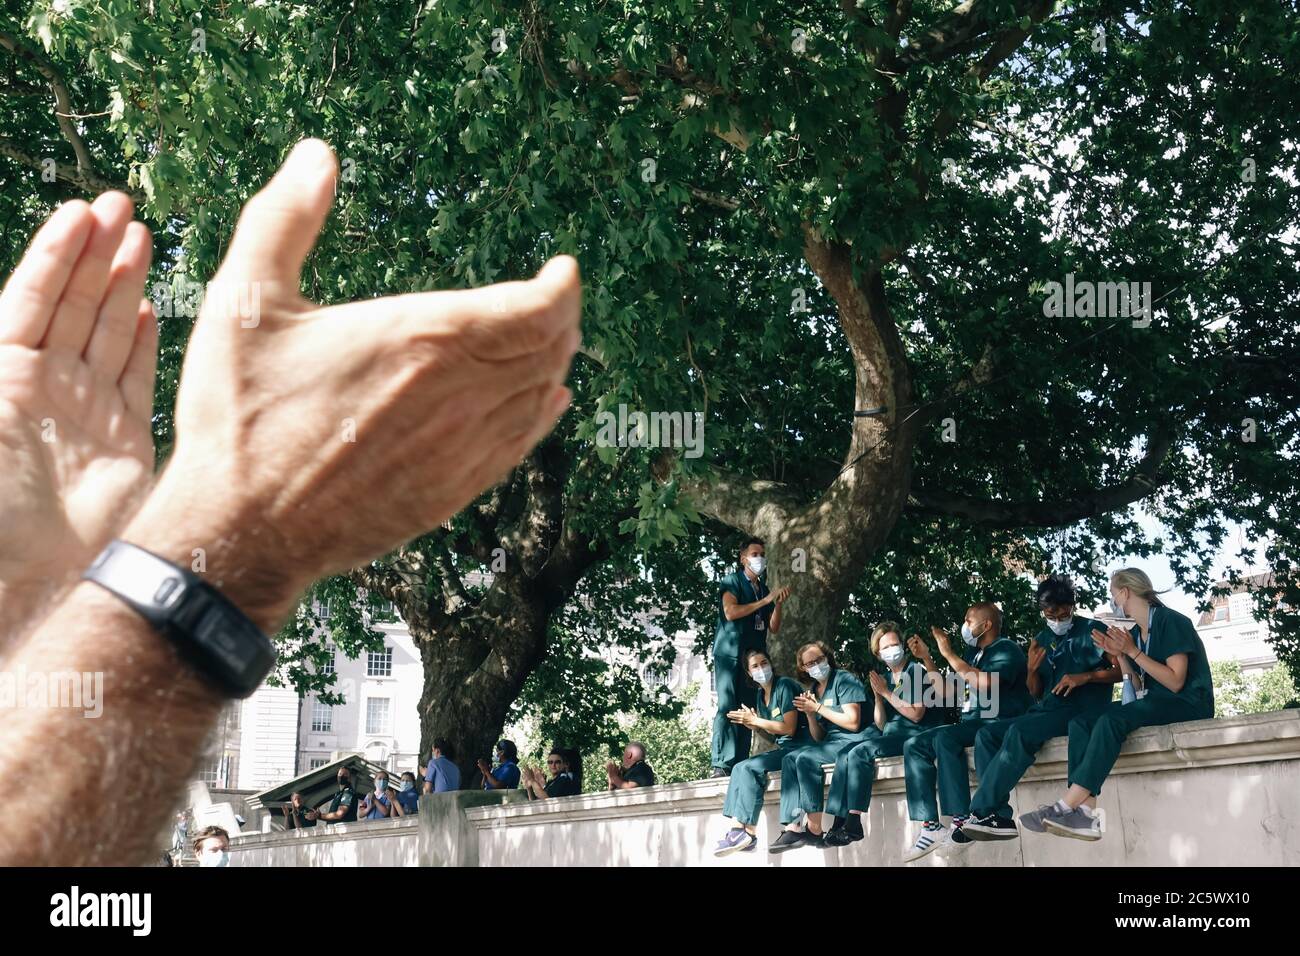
top-left (232, 815), bottom-right (420, 848)
top-left (464, 709), bottom-right (1300, 828)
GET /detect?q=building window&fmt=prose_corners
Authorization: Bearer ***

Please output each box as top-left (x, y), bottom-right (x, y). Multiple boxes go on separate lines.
top-left (1213, 605), bottom-right (1228, 622)
top-left (367, 646), bottom-right (393, 678)
top-left (320, 653), bottom-right (335, 676)
top-left (311, 700), bottom-right (333, 733)
top-left (366, 697), bottom-right (391, 736)
top-left (308, 757), bottom-right (328, 770)
top-left (1229, 594), bottom-right (1252, 621)
top-left (317, 598), bottom-right (332, 620)
top-left (371, 599), bottom-right (398, 623)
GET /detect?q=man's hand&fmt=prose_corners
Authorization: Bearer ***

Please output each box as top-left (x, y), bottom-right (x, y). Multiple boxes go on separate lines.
top-left (1052, 673), bottom-right (1089, 697)
top-left (122, 140), bottom-right (581, 629)
top-left (1027, 638), bottom-right (1047, 674)
top-left (772, 586), bottom-right (791, 605)
top-left (930, 625), bottom-right (953, 657)
top-left (0, 194), bottom-right (157, 632)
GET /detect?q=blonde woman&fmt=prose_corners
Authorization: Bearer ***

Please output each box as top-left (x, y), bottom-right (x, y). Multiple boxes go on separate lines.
top-left (823, 622), bottom-right (946, 847)
top-left (1024, 568), bottom-right (1214, 840)
top-left (768, 640), bottom-right (867, 853)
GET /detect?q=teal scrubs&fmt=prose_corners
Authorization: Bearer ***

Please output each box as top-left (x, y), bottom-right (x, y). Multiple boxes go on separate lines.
top-left (969, 617), bottom-right (1112, 819)
top-left (826, 662), bottom-right (940, 818)
top-left (710, 570), bottom-right (774, 772)
top-left (721, 676), bottom-right (811, 825)
top-left (777, 668), bottom-right (868, 824)
top-left (1067, 606), bottom-right (1214, 795)
top-left (904, 636), bottom-right (1031, 822)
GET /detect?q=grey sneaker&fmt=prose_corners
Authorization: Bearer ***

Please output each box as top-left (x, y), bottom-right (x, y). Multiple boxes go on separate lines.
top-left (1044, 806), bottom-right (1103, 841)
top-left (1019, 804), bottom-right (1065, 834)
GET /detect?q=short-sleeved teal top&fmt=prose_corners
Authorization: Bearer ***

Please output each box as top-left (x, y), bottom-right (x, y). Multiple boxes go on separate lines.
top-left (879, 661), bottom-right (947, 734)
top-left (713, 570), bottom-right (773, 659)
top-left (809, 668), bottom-right (869, 741)
top-left (752, 675), bottom-right (811, 748)
top-left (1031, 617), bottom-right (1112, 713)
top-left (960, 637), bottom-right (1032, 722)
top-left (1129, 606), bottom-right (1214, 717)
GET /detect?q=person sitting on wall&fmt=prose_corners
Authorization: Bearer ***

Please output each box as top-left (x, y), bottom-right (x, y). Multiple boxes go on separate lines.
top-left (193, 826), bottom-right (230, 868)
top-left (522, 746), bottom-right (583, 800)
top-left (479, 739), bottom-right (522, 790)
top-left (282, 791), bottom-right (317, 829)
top-left (424, 739), bottom-right (462, 794)
top-left (607, 741), bottom-right (656, 790)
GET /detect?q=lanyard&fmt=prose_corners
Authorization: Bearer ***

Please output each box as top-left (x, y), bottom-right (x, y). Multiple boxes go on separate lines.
top-left (1135, 611), bottom-right (1153, 678)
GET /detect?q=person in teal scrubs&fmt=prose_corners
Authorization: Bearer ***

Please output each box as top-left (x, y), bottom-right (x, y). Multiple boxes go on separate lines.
top-left (710, 537), bottom-right (790, 777)
top-left (768, 641), bottom-right (867, 853)
top-left (713, 649), bottom-right (811, 856)
top-left (1022, 567), bottom-right (1215, 841)
top-left (958, 575), bottom-right (1121, 844)
top-left (900, 602), bottom-right (1033, 861)
top-left (822, 622), bottom-right (948, 846)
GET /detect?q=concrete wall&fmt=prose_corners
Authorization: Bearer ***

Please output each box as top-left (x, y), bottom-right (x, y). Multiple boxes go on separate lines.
top-left (466, 710), bottom-right (1300, 867)
top-left (226, 710), bottom-right (1300, 867)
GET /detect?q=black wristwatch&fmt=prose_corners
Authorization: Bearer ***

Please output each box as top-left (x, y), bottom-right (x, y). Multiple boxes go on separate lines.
top-left (82, 539), bottom-right (277, 698)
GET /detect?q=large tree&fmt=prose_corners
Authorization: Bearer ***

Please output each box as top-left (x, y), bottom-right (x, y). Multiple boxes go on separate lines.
top-left (3, 1), bottom-right (1297, 782)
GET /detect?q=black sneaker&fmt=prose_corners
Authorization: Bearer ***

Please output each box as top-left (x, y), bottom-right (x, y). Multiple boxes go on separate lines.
top-left (949, 826), bottom-right (974, 847)
top-left (843, 814), bottom-right (864, 842)
top-left (962, 813), bottom-right (1019, 841)
top-left (823, 826), bottom-right (853, 847)
top-left (768, 830), bottom-right (809, 853)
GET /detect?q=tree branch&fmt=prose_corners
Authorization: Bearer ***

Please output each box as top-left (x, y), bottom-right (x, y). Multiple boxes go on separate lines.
top-left (907, 425), bottom-right (1178, 528)
top-left (0, 30), bottom-right (99, 176)
top-left (0, 135), bottom-right (141, 200)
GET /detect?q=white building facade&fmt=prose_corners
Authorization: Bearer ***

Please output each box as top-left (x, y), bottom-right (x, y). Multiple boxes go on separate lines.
top-left (1194, 574), bottom-right (1280, 676)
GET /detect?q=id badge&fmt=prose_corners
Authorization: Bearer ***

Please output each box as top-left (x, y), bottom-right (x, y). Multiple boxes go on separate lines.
top-left (754, 615), bottom-right (766, 632)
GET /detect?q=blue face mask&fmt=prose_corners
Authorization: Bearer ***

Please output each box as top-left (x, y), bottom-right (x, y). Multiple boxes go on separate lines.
top-left (400, 780), bottom-right (413, 792)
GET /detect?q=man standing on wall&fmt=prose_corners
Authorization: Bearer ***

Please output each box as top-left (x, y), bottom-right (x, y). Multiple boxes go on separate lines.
top-left (710, 537), bottom-right (789, 778)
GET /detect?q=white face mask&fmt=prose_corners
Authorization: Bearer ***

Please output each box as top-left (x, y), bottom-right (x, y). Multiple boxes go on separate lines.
top-left (746, 556), bottom-right (766, 575)
top-left (199, 848), bottom-right (229, 868)
top-left (1111, 592), bottom-right (1128, 618)
top-left (880, 645), bottom-right (905, 665)
top-left (960, 623), bottom-right (982, 647)
top-left (1046, 616), bottom-right (1072, 636)
top-left (750, 666), bottom-right (773, 685)
top-left (806, 662), bottom-right (831, 682)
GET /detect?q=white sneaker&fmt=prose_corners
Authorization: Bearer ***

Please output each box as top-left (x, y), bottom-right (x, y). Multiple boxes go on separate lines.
top-left (903, 824), bottom-right (948, 862)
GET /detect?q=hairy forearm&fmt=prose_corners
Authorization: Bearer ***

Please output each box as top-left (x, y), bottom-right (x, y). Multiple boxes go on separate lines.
top-left (0, 485), bottom-right (301, 865)
top-left (0, 582), bottom-right (224, 864)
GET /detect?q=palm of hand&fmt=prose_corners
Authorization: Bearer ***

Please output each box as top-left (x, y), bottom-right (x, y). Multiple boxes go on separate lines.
top-left (0, 344), bottom-right (153, 579)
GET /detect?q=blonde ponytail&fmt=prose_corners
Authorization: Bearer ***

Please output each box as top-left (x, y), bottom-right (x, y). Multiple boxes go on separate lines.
top-left (1110, 567), bottom-right (1166, 607)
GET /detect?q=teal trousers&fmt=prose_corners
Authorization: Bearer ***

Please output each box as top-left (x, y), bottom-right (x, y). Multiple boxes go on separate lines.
top-left (777, 738), bottom-right (860, 824)
top-left (903, 719), bottom-right (1008, 822)
top-left (1067, 696), bottom-right (1206, 795)
top-left (710, 652), bottom-right (751, 771)
top-left (721, 747), bottom-right (792, 826)
top-left (969, 707), bottom-right (1086, 818)
top-left (824, 725), bottom-right (926, 818)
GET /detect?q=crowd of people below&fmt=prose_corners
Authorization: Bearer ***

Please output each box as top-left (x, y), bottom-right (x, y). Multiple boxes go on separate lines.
top-left (280, 738), bottom-right (658, 829)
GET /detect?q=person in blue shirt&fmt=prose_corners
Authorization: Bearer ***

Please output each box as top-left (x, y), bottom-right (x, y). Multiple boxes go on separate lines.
top-left (423, 738), bottom-right (462, 794)
top-left (394, 771), bottom-right (420, 814)
top-left (1024, 567), bottom-right (1215, 841)
top-left (358, 771), bottom-right (397, 820)
top-left (479, 739), bottom-right (521, 790)
top-left (710, 536), bottom-right (790, 778)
